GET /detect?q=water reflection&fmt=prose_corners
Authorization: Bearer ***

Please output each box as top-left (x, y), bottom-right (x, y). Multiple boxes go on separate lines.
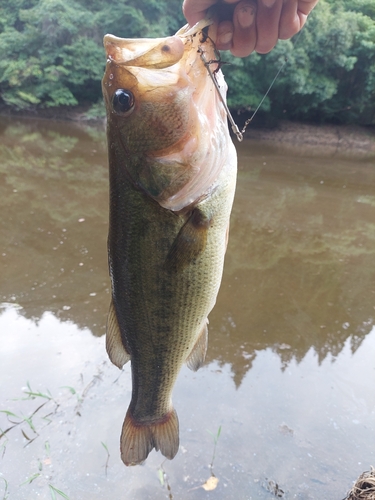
top-left (1, 116), bottom-right (375, 499)
top-left (0, 301), bottom-right (374, 499)
top-left (1, 116), bottom-right (374, 384)
top-left (210, 141), bottom-right (375, 385)
top-left (0, 116), bottom-right (109, 336)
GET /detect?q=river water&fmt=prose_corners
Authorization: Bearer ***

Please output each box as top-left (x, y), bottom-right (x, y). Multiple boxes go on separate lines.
top-left (0, 116), bottom-right (374, 500)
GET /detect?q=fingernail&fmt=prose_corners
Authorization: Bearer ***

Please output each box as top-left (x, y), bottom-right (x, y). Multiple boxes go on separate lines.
top-left (262, 0), bottom-right (276, 6)
top-left (218, 29), bottom-right (233, 45)
top-left (237, 5), bottom-right (255, 29)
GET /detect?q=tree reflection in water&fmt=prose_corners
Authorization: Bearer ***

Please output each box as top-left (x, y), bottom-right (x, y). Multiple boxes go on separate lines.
top-left (0, 116), bottom-right (374, 384)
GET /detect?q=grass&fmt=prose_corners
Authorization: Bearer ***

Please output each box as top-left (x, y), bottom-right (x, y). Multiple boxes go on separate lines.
top-left (0, 382), bottom-right (60, 447)
top-left (101, 441), bottom-right (110, 476)
top-left (188, 426), bottom-right (222, 493)
top-left (0, 372), bottom-right (105, 499)
top-left (0, 478), bottom-right (9, 500)
top-left (60, 386), bottom-right (83, 403)
top-left (207, 425), bottom-right (221, 473)
top-left (49, 484), bottom-right (70, 500)
top-left (0, 438), bottom-right (7, 459)
top-left (20, 473), bottom-right (41, 486)
top-left (157, 461), bottom-right (173, 500)
top-left (45, 440), bottom-right (51, 456)
top-left (21, 382), bottom-right (54, 402)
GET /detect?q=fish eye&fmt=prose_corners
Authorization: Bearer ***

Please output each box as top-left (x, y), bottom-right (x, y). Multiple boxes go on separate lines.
top-left (112, 89), bottom-right (135, 115)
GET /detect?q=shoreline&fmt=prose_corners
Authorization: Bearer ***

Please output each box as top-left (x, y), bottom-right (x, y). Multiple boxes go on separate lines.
top-left (243, 121), bottom-right (375, 159)
top-left (1, 106), bottom-right (374, 158)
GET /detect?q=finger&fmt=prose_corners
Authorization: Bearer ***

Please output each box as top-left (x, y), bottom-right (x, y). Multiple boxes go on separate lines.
top-left (231, 1), bottom-right (257, 57)
top-left (297, 0), bottom-right (320, 16)
top-left (216, 20), bottom-right (234, 51)
top-left (182, 0), bottom-right (217, 25)
top-left (255, 0), bottom-right (283, 54)
top-left (278, 1), bottom-right (302, 40)
top-left (279, 0), bottom-right (318, 39)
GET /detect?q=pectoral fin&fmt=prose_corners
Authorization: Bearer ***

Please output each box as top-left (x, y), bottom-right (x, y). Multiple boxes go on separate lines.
top-left (106, 300), bottom-right (131, 369)
top-left (186, 321), bottom-right (208, 371)
top-left (165, 208), bottom-right (212, 272)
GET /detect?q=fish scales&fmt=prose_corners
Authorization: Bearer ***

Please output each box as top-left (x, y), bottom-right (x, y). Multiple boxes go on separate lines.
top-left (108, 150), bottom-right (234, 414)
top-left (102, 22), bottom-right (237, 466)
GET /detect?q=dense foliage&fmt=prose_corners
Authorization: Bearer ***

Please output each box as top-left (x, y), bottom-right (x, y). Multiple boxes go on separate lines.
top-left (224, 0), bottom-right (375, 125)
top-left (0, 0), bottom-right (185, 109)
top-left (0, 0), bottom-right (374, 124)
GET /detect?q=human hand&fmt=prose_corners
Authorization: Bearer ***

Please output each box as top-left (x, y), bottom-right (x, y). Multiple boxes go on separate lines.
top-left (182, 0), bottom-right (319, 57)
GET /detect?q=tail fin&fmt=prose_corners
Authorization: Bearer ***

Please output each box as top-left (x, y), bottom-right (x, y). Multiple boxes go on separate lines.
top-left (120, 408), bottom-right (179, 466)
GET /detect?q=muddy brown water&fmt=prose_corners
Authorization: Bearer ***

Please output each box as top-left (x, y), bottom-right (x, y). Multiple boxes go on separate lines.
top-left (0, 116), bottom-right (374, 500)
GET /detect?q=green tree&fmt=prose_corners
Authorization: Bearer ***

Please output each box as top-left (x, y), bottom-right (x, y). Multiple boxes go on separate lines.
top-left (0, 0), bottom-right (184, 109)
top-left (0, 0), bottom-right (374, 124)
top-left (223, 0), bottom-right (375, 124)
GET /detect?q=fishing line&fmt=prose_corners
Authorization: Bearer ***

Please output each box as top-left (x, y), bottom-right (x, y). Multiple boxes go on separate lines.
top-left (239, 27), bottom-right (304, 137)
top-left (239, 54), bottom-right (288, 135)
top-left (202, 25), bottom-right (305, 142)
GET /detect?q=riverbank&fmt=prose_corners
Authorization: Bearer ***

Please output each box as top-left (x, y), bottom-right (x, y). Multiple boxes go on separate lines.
top-left (244, 120), bottom-right (375, 159)
top-left (1, 105), bottom-right (374, 158)
top-left (0, 103), bottom-right (106, 123)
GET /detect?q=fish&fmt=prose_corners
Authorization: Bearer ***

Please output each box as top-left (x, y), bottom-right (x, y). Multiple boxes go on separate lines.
top-left (101, 20), bottom-right (237, 466)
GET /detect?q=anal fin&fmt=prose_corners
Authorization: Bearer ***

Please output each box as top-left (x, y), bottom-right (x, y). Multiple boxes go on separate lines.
top-left (106, 300), bottom-right (131, 369)
top-left (186, 321), bottom-right (208, 371)
top-left (121, 408), bottom-right (179, 466)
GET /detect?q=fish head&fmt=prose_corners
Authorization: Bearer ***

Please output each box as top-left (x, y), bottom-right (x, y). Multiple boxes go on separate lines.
top-left (102, 24), bottom-right (237, 211)
top-left (102, 34), bottom-right (192, 154)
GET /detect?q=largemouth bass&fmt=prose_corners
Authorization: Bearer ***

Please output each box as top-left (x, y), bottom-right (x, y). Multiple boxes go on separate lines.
top-left (102, 21), bottom-right (237, 466)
